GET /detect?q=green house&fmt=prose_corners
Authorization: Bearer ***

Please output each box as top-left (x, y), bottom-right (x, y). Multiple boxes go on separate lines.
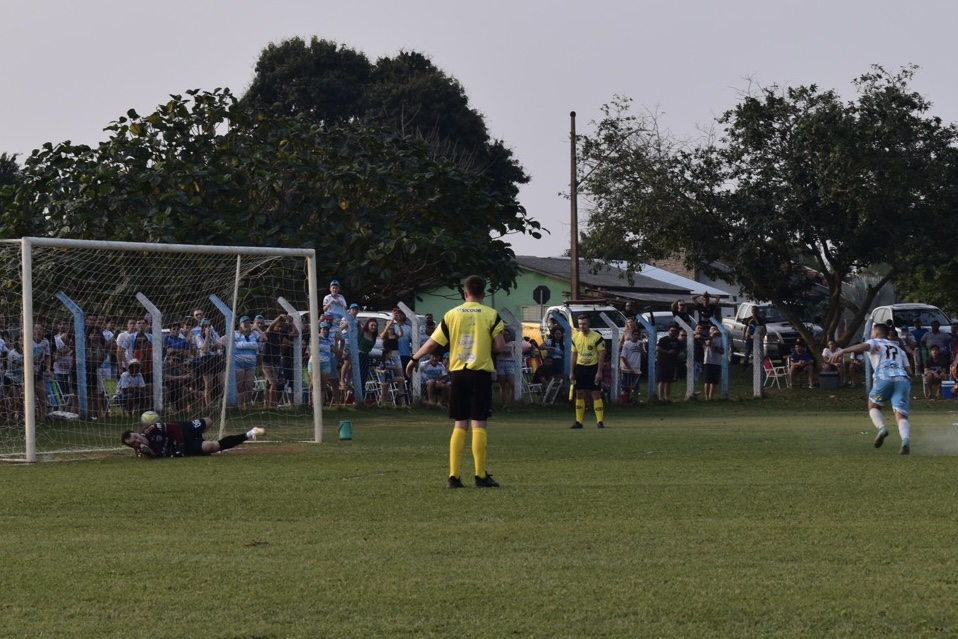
top-left (414, 256), bottom-right (691, 321)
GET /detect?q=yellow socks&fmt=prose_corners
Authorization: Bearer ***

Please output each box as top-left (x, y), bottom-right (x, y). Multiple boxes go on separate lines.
top-left (575, 399), bottom-right (586, 424)
top-left (594, 398), bottom-right (605, 424)
top-left (472, 427), bottom-right (488, 479)
top-left (450, 428), bottom-right (467, 478)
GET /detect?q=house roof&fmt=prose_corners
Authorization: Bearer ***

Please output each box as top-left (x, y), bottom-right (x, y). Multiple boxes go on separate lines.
top-left (518, 256), bottom-right (686, 292)
top-left (636, 264), bottom-right (733, 297)
top-left (517, 256), bottom-right (691, 305)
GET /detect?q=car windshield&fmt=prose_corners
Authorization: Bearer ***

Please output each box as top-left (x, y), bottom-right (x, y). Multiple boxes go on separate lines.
top-left (757, 306), bottom-right (814, 324)
top-left (757, 307), bottom-right (789, 323)
top-left (572, 309), bottom-right (626, 329)
top-left (893, 308), bottom-right (950, 327)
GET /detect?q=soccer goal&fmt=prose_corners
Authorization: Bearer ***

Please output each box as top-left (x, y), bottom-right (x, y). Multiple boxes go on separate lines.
top-left (0, 237), bottom-right (322, 462)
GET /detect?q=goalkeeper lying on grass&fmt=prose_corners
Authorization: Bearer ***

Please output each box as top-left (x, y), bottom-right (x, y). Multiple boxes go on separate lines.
top-left (121, 413), bottom-right (264, 459)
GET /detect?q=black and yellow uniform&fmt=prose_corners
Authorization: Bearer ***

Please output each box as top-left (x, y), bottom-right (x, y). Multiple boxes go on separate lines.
top-left (571, 329), bottom-right (605, 391)
top-left (431, 301), bottom-right (504, 420)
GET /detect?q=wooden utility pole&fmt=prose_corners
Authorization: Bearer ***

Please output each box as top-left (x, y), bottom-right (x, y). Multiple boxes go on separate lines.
top-left (569, 111), bottom-right (580, 299)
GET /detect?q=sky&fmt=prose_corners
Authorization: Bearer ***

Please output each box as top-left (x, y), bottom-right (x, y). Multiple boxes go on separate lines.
top-left (2, 1), bottom-right (956, 258)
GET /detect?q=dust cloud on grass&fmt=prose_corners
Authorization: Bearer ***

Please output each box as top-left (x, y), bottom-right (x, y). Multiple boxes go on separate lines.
top-left (917, 407), bottom-right (958, 455)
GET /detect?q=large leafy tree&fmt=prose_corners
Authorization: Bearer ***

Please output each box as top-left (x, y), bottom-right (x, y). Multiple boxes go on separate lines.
top-left (242, 37), bottom-right (529, 199)
top-left (0, 88), bottom-right (540, 306)
top-left (578, 66), bottom-right (958, 352)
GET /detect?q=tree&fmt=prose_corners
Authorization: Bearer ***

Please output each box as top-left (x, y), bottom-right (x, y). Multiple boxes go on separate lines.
top-left (0, 89), bottom-right (540, 307)
top-left (0, 153), bottom-right (19, 187)
top-left (241, 37), bottom-right (530, 199)
top-left (577, 66), bottom-right (958, 355)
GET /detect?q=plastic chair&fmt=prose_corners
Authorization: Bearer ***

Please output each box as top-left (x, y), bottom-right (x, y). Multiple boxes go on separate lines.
top-left (762, 357), bottom-right (789, 389)
top-left (542, 377), bottom-right (563, 404)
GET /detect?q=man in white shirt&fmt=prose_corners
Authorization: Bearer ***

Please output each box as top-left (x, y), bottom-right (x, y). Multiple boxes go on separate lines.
top-left (619, 328), bottom-right (643, 403)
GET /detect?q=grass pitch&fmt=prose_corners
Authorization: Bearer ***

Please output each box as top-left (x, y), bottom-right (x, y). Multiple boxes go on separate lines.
top-left (2, 390), bottom-right (958, 638)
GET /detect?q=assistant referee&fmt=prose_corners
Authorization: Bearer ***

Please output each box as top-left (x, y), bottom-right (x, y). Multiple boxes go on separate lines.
top-left (407, 275), bottom-right (506, 488)
top-left (569, 315), bottom-right (606, 429)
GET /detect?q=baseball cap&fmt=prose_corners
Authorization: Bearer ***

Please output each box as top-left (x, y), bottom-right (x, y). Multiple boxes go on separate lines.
top-left (330, 279), bottom-right (340, 287)
top-left (201, 318), bottom-right (211, 326)
top-left (254, 314), bottom-right (266, 322)
top-left (319, 321), bottom-right (331, 329)
top-left (239, 315), bottom-right (250, 323)
top-left (349, 303), bottom-right (360, 310)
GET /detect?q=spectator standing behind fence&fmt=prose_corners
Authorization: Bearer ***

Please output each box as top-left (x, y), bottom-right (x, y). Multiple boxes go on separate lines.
top-left (262, 314), bottom-right (297, 408)
top-left (692, 292), bottom-right (718, 328)
top-left (85, 329), bottom-right (107, 418)
top-left (394, 309), bottom-right (414, 374)
top-left (742, 306), bottom-right (765, 370)
top-left (4, 335), bottom-right (24, 417)
top-left (192, 318), bottom-right (223, 407)
top-left (544, 325), bottom-right (565, 382)
top-left (323, 280), bottom-right (348, 336)
top-left (671, 299), bottom-right (694, 326)
top-left (164, 321), bottom-right (191, 355)
top-left (656, 324), bottom-right (681, 401)
top-left (619, 328), bottom-right (643, 404)
top-left (357, 318), bottom-right (378, 387)
top-left (131, 323), bottom-right (153, 398)
top-left (315, 321), bottom-right (343, 406)
top-left (381, 309), bottom-right (405, 363)
top-left (115, 318), bottom-right (136, 375)
top-left (118, 359), bottom-right (147, 415)
top-left (224, 316), bottom-right (263, 411)
top-left (32, 324), bottom-right (52, 419)
top-left (702, 325), bottom-right (724, 400)
top-left (495, 327), bottom-right (519, 408)
top-left (53, 322), bottom-right (74, 404)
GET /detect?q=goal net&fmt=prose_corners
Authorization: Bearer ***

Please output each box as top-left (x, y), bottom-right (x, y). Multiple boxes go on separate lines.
top-left (0, 238), bottom-right (322, 462)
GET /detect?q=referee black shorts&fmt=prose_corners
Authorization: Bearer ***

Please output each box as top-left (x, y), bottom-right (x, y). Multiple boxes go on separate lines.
top-left (573, 364), bottom-right (600, 391)
top-left (448, 369), bottom-right (493, 422)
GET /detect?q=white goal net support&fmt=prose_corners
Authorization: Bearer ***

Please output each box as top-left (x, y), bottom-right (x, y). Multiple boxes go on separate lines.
top-left (0, 238), bottom-right (322, 462)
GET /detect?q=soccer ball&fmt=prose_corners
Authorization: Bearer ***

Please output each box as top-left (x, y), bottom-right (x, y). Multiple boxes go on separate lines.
top-left (141, 411), bottom-right (160, 426)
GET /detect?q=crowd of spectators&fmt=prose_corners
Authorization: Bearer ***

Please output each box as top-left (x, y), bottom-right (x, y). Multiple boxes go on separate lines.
top-left (2, 287), bottom-right (954, 419)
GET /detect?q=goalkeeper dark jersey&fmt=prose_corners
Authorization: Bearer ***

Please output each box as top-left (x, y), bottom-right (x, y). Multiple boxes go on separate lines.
top-left (135, 419), bottom-right (207, 458)
top-left (135, 422), bottom-right (186, 458)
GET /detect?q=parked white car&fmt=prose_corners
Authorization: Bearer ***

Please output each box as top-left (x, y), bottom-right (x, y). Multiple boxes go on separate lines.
top-left (870, 303), bottom-right (953, 333)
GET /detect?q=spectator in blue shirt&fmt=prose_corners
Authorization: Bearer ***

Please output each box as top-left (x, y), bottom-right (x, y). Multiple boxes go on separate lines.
top-left (788, 342), bottom-right (815, 389)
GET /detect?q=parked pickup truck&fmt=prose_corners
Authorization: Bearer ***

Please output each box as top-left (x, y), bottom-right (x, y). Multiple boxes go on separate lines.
top-left (722, 302), bottom-right (822, 362)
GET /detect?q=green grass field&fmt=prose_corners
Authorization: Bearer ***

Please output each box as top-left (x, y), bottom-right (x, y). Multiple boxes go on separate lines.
top-left (2, 385), bottom-right (958, 638)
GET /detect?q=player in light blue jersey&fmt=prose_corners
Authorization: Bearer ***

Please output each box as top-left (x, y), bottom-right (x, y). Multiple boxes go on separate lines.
top-left (830, 323), bottom-right (913, 454)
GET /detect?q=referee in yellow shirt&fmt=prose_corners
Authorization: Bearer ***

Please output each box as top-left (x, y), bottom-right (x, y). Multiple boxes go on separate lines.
top-left (569, 315), bottom-right (606, 428)
top-left (407, 275), bottom-right (506, 488)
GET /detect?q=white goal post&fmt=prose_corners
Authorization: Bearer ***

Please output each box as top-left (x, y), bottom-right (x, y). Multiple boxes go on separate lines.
top-left (0, 237), bottom-right (322, 462)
